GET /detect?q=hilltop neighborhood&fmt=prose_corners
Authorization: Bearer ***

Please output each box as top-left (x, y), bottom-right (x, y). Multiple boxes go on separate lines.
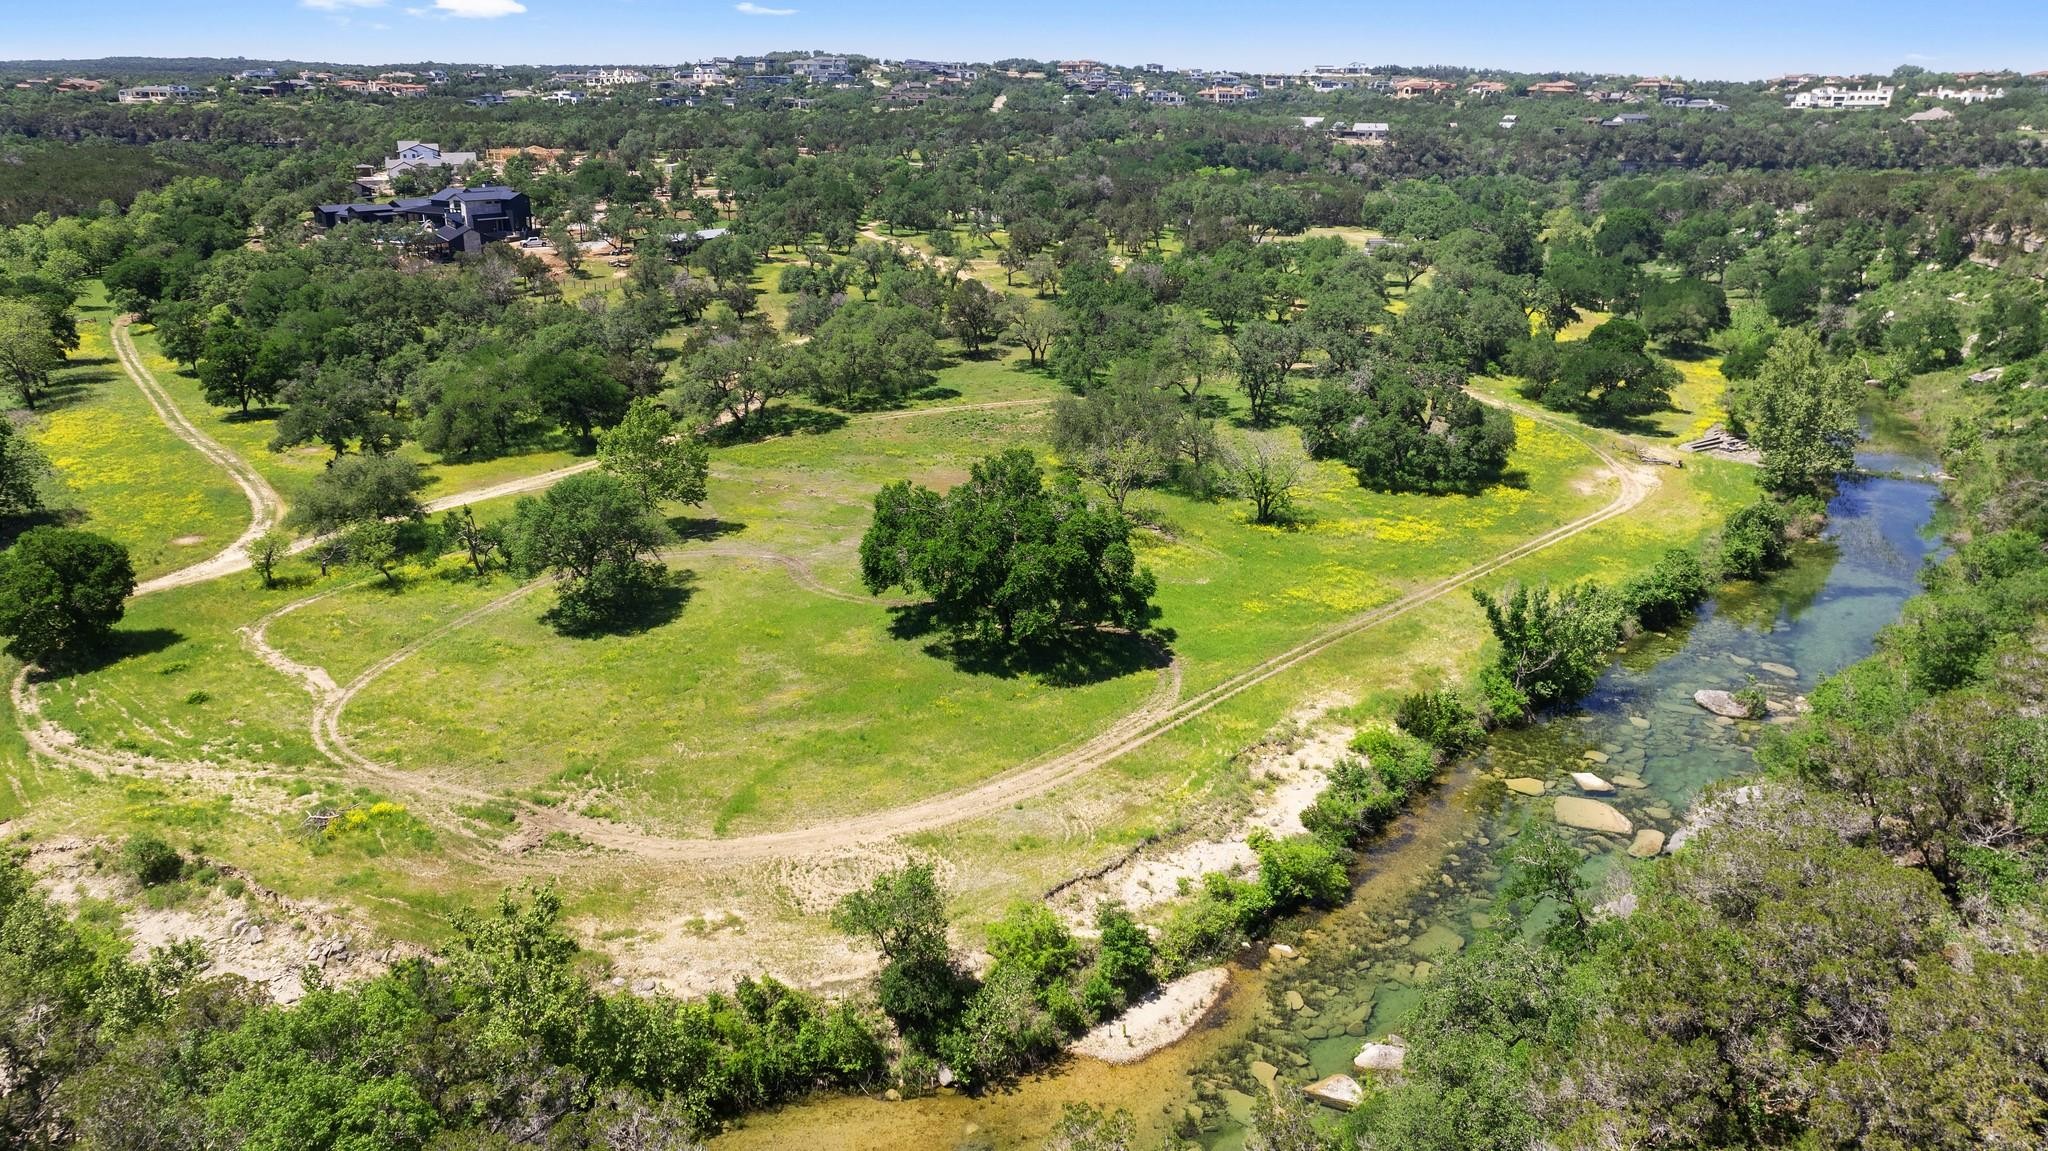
top-left (8, 55), bottom-right (2043, 121)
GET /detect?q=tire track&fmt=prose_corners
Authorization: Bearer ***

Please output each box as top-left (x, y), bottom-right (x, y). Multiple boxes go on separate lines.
top-left (303, 403), bottom-right (1652, 864)
top-left (113, 317), bottom-right (288, 597)
top-left (29, 373), bottom-right (1652, 868)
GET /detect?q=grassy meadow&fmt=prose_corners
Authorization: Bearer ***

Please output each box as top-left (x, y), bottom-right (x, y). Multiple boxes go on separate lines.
top-left (3, 254), bottom-right (1761, 947)
top-left (26, 287), bottom-right (250, 579)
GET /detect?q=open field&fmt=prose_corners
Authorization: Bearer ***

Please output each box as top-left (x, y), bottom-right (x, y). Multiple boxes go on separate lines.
top-left (0, 251), bottom-right (1755, 986)
top-left (26, 289), bottom-right (250, 579)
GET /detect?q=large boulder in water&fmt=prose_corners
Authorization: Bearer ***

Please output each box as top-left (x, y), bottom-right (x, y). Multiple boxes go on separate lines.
top-left (1555, 796), bottom-right (1634, 836)
top-left (1355, 1036), bottom-right (1407, 1074)
top-left (1694, 689), bottom-right (1753, 719)
top-left (1304, 1074), bottom-right (1364, 1111)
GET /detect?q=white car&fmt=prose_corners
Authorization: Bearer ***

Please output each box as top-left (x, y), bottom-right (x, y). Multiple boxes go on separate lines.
top-left (520, 236), bottom-right (547, 248)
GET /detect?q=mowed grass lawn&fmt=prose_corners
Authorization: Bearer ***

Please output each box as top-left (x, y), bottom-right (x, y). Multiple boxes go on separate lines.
top-left (124, 325), bottom-right (589, 511)
top-left (28, 288), bottom-right (249, 579)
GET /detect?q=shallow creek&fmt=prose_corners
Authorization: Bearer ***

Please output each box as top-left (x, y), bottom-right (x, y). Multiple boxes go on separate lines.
top-left (715, 457), bottom-right (1941, 1151)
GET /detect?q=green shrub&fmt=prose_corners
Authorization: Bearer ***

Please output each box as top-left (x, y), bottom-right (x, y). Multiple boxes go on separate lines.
top-left (1475, 664), bottom-right (1530, 727)
top-left (120, 832), bottom-right (183, 887)
top-left (1353, 725), bottom-right (1437, 792)
top-left (1395, 689), bottom-right (1483, 755)
top-left (1720, 498), bottom-right (1790, 580)
top-left (1734, 677), bottom-right (1769, 718)
top-left (1156, 873), bottom-right (1273, 973)
top-left (1301, 757), bottom-right (1401, 847)
top-left (986, 902), bottom-right (1079, 988)
top-left (1896, 597), bottom-right (1993, 692)
top-left (1251, 831), bottom-right (1351, 912)
top-left (1620, 547), bottom-right (1710, 630)
top-left (1080, 904), bottom-right (1155, 1019)
top-left (936, 965), bottom-right (1061, 1087)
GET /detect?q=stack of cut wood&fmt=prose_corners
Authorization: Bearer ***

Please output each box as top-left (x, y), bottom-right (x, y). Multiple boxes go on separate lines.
top-left (1679, 425), bottom-right (1752, 455)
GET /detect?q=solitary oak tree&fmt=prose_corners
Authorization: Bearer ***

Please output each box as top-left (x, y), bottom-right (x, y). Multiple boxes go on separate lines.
top-left (859, 449), bottom-right (1158, 648)
top-left (0, 528), bottom-right (135, 668)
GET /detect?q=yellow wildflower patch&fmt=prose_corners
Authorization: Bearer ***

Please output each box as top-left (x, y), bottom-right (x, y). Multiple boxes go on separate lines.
top-left (1241, 563), bottom-right (1390, 616)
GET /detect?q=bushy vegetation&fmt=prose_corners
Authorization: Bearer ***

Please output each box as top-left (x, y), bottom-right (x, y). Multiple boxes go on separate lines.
top-left (0, 871), bottom-right (885, 1147)
top-left (831, 864), bottom-right (1155, 1091)
top-left (859, 449), bottom-right (1158, 649)
top-left (1339, 302), bottom-right (2048, 1151)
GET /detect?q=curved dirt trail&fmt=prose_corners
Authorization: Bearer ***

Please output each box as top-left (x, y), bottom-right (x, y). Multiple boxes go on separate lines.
top-left (572, 422), bottom-right (1654, 863)
top-left (299, 407), bottom-right (1654, 863)
top-left (27, 369), bottom-right (1650, 867)
top-left (114, 317), bottom-right (289, 597)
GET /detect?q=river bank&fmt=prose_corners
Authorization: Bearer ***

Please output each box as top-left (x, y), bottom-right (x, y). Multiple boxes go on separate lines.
top-left (713, 458), bottom-right (1941, 1151)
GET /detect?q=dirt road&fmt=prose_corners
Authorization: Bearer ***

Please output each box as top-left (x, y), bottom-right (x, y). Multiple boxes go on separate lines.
top-left (27, 359), bottom-right (1653, 868)
top-left (115, 317), bottom-right (288, 597)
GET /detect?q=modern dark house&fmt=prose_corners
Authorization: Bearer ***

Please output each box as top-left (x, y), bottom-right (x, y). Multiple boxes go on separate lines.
top-left (314, 184), bottom-right (532, 256)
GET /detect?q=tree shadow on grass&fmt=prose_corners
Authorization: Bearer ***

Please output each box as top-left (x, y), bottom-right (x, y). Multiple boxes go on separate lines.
top-left (703, 405), bottom-right (847, 445)
top-left (43, 626), bottom-right (184, 677)
top-left (885, 603), bottom-right (1173, 687)
top-left (39, 364), bottom-right (117, 411)
top-left (666, 516), bottom-right (746, 543)
top-left (548, 570), bottom-right (697, 638)
top-left (221, 406), bottom-right (285, 424)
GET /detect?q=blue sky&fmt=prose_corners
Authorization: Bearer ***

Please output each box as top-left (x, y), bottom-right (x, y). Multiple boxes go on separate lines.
top-left (7, 0), bottom-right (2046, 79)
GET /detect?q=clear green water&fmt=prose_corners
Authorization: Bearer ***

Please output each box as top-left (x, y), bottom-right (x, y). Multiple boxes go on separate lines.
top-left (715, 465), bottom-right (1941, 1151)
top-left (1184, 464), bottom-right (1942, 1147)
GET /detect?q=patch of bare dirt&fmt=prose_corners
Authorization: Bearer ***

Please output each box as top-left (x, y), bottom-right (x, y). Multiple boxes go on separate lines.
top-left (25, 837), bottom-right (423, 1004)
top-left (1052, 706), bottom-right (1353, 927)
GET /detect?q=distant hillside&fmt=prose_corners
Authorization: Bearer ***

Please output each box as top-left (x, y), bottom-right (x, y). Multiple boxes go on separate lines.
top-left (0, 141), bottom-right (183, 223)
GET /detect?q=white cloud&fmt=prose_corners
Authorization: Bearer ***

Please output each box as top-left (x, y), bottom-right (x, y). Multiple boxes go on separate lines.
top-left (302, 0), bottom-right (387, 9)
top-left (735, 2), bottom-right (796, 14)
top-left (433, 0), bottom-right (526, 16)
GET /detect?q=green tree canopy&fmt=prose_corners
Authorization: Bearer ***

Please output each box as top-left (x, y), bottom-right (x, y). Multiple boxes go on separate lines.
top-left (509, 471), bottom-right (673, 633)
top-left (1300, 359), bottom-right (1516, 494)
top-left (596, 398), bottom-right (710, 508)
top-left (0, 527), bottom-right (135, 667)
top-left (1728, 329), bottom-right (1860, 498)
top-left (859, 449), bottom-right (1158, 648)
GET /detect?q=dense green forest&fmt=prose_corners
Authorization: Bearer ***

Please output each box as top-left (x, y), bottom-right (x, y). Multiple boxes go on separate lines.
top-left (1, 57), bottom-right (2046, 1151)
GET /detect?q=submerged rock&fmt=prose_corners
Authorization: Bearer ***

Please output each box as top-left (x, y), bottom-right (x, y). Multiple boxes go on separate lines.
top-left (1555, 796), bottom-right (1634, 835)
top-left (1629, 829), bottom-right (1667, 858)
top-left (1410, 924), bottom-right (1466, 957)
top-left (1759, 661), bottom-right (1797, 678)
top-left (1220, 1089), bottom-right (1256, 1126)
top-left (1505, 777), bottom-right (1547, 796)
top-left (1570, 771), bottom-right (1615, 794)
top-left (1582, 749), bottom-right (1611, 764)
